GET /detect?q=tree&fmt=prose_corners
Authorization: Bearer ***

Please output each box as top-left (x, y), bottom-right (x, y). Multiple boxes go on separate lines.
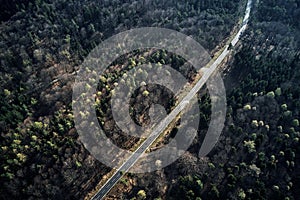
top-left (137, 190), bottom-right (146, 200)
top-left (281, 104), bottom-right (288, 111)
top-left (142, 90), bottom-right (149, 97)
top-left (238, 189), bottom-right (246, 199)
top-left (266, 91), bottom-right (275, 98)
top-left (275, 88), bottom-right (282, 96)
top-left (244, 140), bottom-right (256, 153)
top-left (210, 185), bottom-right (219, 198)
top-left (243, 104), bottom-right (251, 111)
top-left (292, 119), bottom-right (299, 127)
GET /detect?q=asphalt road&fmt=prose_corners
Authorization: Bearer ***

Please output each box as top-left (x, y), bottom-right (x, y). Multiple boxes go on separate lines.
top-left (91, 0), bottom-right (252, 199)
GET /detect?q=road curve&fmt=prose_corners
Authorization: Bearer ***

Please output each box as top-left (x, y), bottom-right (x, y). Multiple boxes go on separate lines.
top-left (91, 0), bottom-right (252, 199)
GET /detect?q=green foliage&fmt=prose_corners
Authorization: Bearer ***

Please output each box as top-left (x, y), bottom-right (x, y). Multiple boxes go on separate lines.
top-left (0, 87), bottom-right (32, 128)
top-left (275, 88), bottom-right (282, 96)
top-left (142, 90), bottom-right (150, 97)
top-left (208, 162), bottom-right (215, 169)
top-left (238, 188), bottom-right (246, 199)
top-left (292, 119), bottom-right (299, 127)
top-left (281, 104), bottom-right (288, 111)
top-left (243, 104), bottom-right (251, 111)
top-left (137, 190), bottom-right (146, 200)
top-left (266, 91), bottom-right (275, 98)
top-left (244, 140), bottom-right (256, 153)
top-left (75, 160), bottom-right (82, 168)
top-left (210, 184), bottom-right (220, 198)
top-left (172, 175), bottom-right (204, 199)
top-left (251, 120), bottom-right (259, 128)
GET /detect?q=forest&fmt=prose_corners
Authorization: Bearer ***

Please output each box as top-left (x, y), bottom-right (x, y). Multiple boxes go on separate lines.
top-left (0, 0), bottom-right (299, 199)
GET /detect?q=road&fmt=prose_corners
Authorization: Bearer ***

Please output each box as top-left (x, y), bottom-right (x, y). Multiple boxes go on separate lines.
top-left (91, 0), bottom-right (252, 199)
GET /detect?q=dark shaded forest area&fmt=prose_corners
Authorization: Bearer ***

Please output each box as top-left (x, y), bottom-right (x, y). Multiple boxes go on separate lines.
top-left (0, 0), bottom-right (244, 199)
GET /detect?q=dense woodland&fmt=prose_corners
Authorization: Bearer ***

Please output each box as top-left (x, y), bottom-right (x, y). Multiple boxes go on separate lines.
top-left (166, 0), bottom-right (300, 199)
top-left (0, 0), bottom-right (299, 199)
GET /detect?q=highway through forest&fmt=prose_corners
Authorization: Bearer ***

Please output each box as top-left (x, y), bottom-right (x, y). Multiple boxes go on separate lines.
top-left (91, 0), bottom-right (252, 199)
